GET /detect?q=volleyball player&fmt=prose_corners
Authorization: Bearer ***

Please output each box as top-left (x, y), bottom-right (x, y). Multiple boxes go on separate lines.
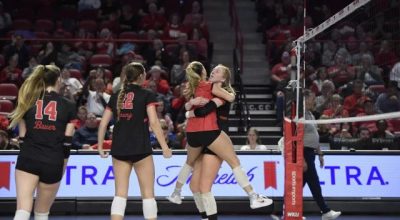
top-left (97, 62), bottom-right (172, 220)
top-left (10, 65), bottom-right (76, 220)
top-left (188, 64), bottom-right (235, 219)
top-left (169, 61), bottom-right (272, 220)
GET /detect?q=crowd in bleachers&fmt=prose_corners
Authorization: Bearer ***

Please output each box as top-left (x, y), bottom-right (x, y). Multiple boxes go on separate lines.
top-left (0, 0), bottom-right (211, 150)
top-left (256, 0), bottom-right (400, 149)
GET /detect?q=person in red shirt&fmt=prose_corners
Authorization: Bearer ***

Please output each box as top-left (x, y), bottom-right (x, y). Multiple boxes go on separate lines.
top-left (0, 53), bottom-right (22, 86)
top-left (71, 106), bottom-right (88, 129)
top-left (142, 65), bottom-right (170, 94)
top-left (343, 80), bottom-right (368, 116)
top-left (141, 3), bottom-right (167, 34)
top-left (164, 13), bottom-right (187, 40)
top-left (271, 51), bottom-right (291, 85)
top-left (328, 53), bottom-right (355, 87)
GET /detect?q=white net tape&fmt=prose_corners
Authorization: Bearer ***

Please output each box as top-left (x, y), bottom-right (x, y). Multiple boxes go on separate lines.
top-left (294, 112), bottom-right (400, 125)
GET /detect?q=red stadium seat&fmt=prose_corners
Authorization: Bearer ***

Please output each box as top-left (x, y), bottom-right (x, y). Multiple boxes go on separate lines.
top-left (0, 84), bottom-right (18, 101)
top-left (34, 31), bottom-right (50, 39)
top-left (79, 20), bottom-right (98, 33)
top-left (58, 7), bottom-right (78, 19)
top-left (89, 54), bottom-right (113, 68)
top-left (0, 100), bottom-right (14, 113)
top-left (35, 19), bottom-right (54, 32)
top-left (69, 69), bottom-right (83, 80)
top-left (369, 84), bottom-right (386, 94)
top-left (12, 19), bottom-right (32, 30)
top-left (89, 69), bottom-right (113, 81)
top-left (119, 31), bottom-right (140, 40)
top-left (78, 10), bottom-right (98, 20)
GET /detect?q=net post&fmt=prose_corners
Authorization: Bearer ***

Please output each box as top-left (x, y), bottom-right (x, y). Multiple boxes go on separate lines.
top-left (283, 82), bottom-right (304, 220)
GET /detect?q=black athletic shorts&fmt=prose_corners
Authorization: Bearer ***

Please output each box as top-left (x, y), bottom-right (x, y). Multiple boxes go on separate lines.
top-left (16, 156), bottom-right (64, 184)
top-left (187, 130), bottom-right (221, 148)
top-left (113, 153), bottom-right (152, 163)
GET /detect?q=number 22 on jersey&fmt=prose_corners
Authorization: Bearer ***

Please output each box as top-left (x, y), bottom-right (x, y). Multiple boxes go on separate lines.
top-left (122, 92), bottom-right (134, 109)
top-left (35, 100), bottom-right (58, 121)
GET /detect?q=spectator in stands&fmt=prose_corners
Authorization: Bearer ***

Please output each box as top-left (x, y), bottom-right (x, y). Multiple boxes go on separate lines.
top-left (0, 53), bottom-right (22, 86)
top-left (156, 100), bottom-right (174, 132)
top-left (356, 54), bottom-right (383, 86)
top-left (86, 78), bottom-right (110, 117)
top-left (351, 42), bottom-right (373, 66)
top-left (390, 61), bottom-right (400, 89)
top-left (99, 0), bottom-right (120, 21)
top-left (172, 33), bottom-right (197, 63)
top-left (322, 94), bottom-right (349, 118)
top-left (317, 116), bottom-right (336, 143)
top-left (119, 4), bottom-right (140, 33)
top-left (72, 112), bottom-right (108, 149)
top-left (96, 28), bottom-right (115, 56)
top-left (61, 67), bottom-right (83, 98)
top-left (0, 109), bottom-right (9, 131)
top-left (164, 13), bottom-right (186, 40)
top-left (71, 106), bottom-right (88, 130)
top-left (5, 34), bottom-right (29, 68)
top-left (373, 120), bottom-right (394, 139)
top-left (0, 1), bottom-right (11, 36)
top-left (184, 1), bottom-right (203, 26)
top-left (334, 123), bottom-right (353, 139)
top-left (78, 0), bottom-right (101, 11)
top-left (188, 13), bottom-right (209, 41)
top-left (143, 65), bottom-right (170, 94)
top-left (328, 53), bottom-right (355, 87)
top-left (57, 43), bottom-right (85, 70)
top-left (321, 41), bottom-right (337, 67)
top-left (75, 27), bottom-right (95, 58)
top-left (143, 38), bottom-right (171, 69)
top-left (240, 127), bottom-right (268, 150)
top-left (141, 2), bottom-right (167, 34)
top-left (37, 42), bottom-right (58, 65)
top-left (375, 40), bottom-right (398, 69)
top-left (170, 83), bottom-right (186, 118)
top-left (310, 67), bottom-right (329, 95)
top-left (0, 130), bottom-right (19, 150)
top-left (151, 119), bottom-right (180, 149)
top-left (315, 80), bottom-right (335, 114)
top-left (353, 99), bottom-right (378, 136)
top-left (358, 127), bottom-right (371, 141)
top-left (375, 81), bottom-right (400, 113)
top-left (22, 57), bottom-right (38, 79)
top-left (271, 51), bottom-right (291, 86)
top-left (112, 70), bottom-right (124, 93)
top-left (171, 50), bottom-right (191, 85)
top-left (138, 0), bottom-right (165, 17)
top-left (343, 80), bottom-right (368, 116)
top-left (190, 27), bottom-right (208, 60)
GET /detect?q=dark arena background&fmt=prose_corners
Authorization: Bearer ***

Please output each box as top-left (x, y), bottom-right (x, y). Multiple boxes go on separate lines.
top-left (0, 0), bottom-right (400, 219)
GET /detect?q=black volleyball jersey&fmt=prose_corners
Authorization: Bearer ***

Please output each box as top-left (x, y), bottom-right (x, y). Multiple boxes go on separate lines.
top-left (217, 102), bottom-right (230, 133)
top-left (20, 91), bottom-right (76, 165)
top-left (107, 84), bottom-right (157, 156)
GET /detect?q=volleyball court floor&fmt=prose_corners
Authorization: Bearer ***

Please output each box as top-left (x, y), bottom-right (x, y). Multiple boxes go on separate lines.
top-left (2, 215), bottom-right (399, 219)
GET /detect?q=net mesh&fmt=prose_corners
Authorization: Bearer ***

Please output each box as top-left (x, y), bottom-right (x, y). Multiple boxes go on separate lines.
top-left (290, 0), bottom-right (400, 148)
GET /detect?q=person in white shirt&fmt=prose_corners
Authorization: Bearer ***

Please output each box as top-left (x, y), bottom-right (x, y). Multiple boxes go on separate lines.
top-left (61, 67), bottom-right (83, 96)
top-left (240, 127), bottom-right (267, 150)
top-left (87, 78), bottom-right (110, 117)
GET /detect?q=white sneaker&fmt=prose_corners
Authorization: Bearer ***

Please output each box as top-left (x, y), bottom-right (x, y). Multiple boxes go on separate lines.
top-left (322, 210), bottom-right (341, 220)
top-left (270, 214), bottom-right (280, 220)
top-left (166, 192), bottom-right (183, 204)
top-left (250, 194), bottom-right (273, 209)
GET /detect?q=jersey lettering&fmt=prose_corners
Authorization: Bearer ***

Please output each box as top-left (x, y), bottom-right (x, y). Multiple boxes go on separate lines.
top-left (35, 100), bottom-right (58, 121)
top-left (122, 92), bottom-right (134, 109)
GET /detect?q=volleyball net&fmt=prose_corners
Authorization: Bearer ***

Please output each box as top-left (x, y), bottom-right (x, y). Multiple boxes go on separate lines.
top-left (282, 0), bottom-right (400, 219)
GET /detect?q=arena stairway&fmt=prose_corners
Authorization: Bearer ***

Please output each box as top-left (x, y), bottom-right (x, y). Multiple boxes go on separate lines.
top-left (229, 84), bottom-right (282, 148)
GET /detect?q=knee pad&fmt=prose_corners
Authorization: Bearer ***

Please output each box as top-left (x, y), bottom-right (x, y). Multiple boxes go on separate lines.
top-left (34, 211), bottom-right (49, 220)
top-left (14, 209), bottom-right (31, 220)
top-left (233, 166), bottom-right (250, 188)
top-left (111, 196), bottom-right (127, 216)
top-left (143, 198), bottom-right (157, 219)
top-left (177, 163), bottom-right (193, 185)
top-left (193, 192), bottom-right (205, 212)
top-left (201, 192), bottom-right (217, 216)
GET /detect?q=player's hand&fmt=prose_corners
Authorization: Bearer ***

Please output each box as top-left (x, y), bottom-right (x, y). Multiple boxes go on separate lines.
top-left (191, 97), bottom-right (209, 106)
top-left (162, 147), bottom-right (172, 159)
top-left (98, 149), bottom-right (109, 158)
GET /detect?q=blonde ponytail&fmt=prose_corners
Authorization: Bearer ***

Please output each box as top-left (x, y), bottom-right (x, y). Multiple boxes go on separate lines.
top-left (9, 65), bottom-right (60, 128)
top-left (185, 61), bottom-right (204, 98)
